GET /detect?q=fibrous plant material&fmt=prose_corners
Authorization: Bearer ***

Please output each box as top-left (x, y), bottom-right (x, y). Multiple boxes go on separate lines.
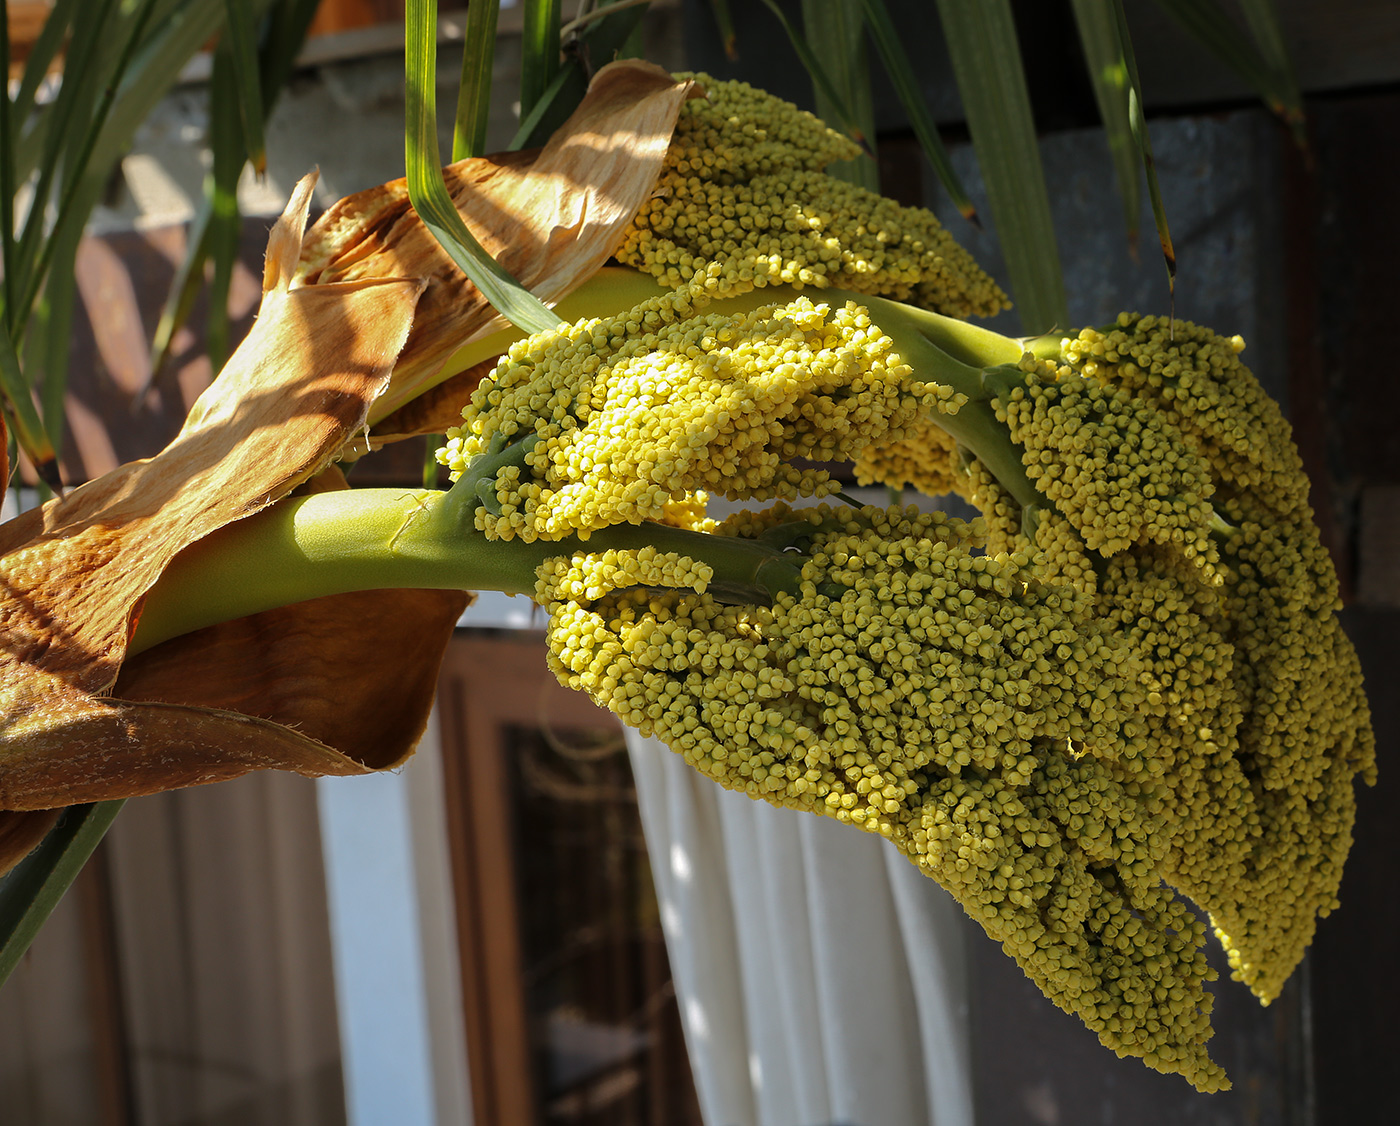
top-left (0, 177), bottom-right (464, 836)
top-left (0, 62), bottom-right (698, 868)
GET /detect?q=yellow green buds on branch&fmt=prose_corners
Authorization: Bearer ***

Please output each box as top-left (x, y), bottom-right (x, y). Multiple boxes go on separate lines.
top-left (982, 315), bottom-right (1375, 1007)
top-left (427, 270), bottom-right (1370, 1092)
top-left (987, 358), bottom-right (1218, 563)
top-left (535, 500), bottom-right (1226, 1092)
top-left (616, 76), bottom-right (1009, 317)
top-left (441, 276), bottom-right (965, 542)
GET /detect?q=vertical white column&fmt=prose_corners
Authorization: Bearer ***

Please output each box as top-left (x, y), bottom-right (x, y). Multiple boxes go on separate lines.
top-left (317, 764), bottom-right (440, 1126)
top-left (405, 715), bottom-right (474, 1126)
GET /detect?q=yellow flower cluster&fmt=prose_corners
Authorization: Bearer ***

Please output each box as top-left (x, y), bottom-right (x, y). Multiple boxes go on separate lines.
top-left (1196, 504), bottom-right (1373, 999)
top-left (1032, 508), bottom-right (1099, 595)
top-left (663, 74), bottom-right (860, 182)
top-left (441, 280), bottom-right (964, 541)
top-left (1064, 318), bottom-right (1373, 1001)
top-left (851, 403), bottom-right (968, 500)
top-left (1091, 547), bottom-right (1250, 956)
top-left (955, 318), bottom-right (1376, 1005)
top-left (535, 503), bottom-right (1226, 1092)
top-left (990, 357), bottom-right (1218, 563)
top-left (441, 258), bottom-right (1371, 1085)
top-left (1065, 315), bottom-right (1304, 516)
top-left (962, 455), bottom-right (1024, 558)
top-left (538, 545), bottom-right (713, 604)
top-left (616, 75), bottom-right (1009, 318)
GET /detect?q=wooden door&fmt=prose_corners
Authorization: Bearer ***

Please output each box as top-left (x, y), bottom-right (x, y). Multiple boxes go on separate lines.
top-left (435, 631), bottom-right (702, 1126)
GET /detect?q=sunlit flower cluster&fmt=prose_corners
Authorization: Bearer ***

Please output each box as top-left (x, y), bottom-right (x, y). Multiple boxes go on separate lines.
top-left (616, 75), bottom-right (1009, 317)
top-left (441, 276), bottom-right (964, 541)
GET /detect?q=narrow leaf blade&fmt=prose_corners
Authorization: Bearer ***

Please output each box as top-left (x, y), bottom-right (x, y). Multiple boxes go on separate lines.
top-left (13, 0), bottom-right (82, 122)
top-left (206, 43), bottom-right (247, 374)
top-left (1151, 0), bottom-right (1302, 131)
top-left (935, 0), bottom-right (1068, 334)
top-left (1114, 1), bottom-right (1176, 294)
top-left (515, 1), bottom-right (651, 150)
top-left (859, 0), bottom-right (979, 224)
top-left (88, 0), bottom-right (253, 181)
top-left (36, 202), bottom-right (88, 456)
top-left (708, 0), bottom-right (740, 60)
top-left (259, 0), bottom-right (323, 113)
top-left (569, 0), bottom-right (651, 66)
top-left (222, 0), bottom-right (268, 174)
top-left (1236, 0), bottom-right (1306, 145)
top-left (150, 189), bottom-right (215, 387)
top-left (13, 0), bottom-right (161, 342)
top-left (0, 317), bottom-right (57, 470)
top-left (1, 2), bottom-right (16, 318)
top-left (802, 0), bottom-right (877, 190)
top-left (520, 0), bottom-right (563, 121)
top-left (0, 802), bottom-right (125, 990)
top-left (509, 61), bottom-right (589, 151)
top-left (757, 0), bottom-right (870, 153)
top-left (406, 0), bottom-right (560, 334)
top-left (10, 0), bottom-right (120, 334)
top-left (146, 0), bottom-right (316, 384)
top-left (453, 0), bottom-right (500, 160)
top-left (1069, 0), bottom-right (1140, 246)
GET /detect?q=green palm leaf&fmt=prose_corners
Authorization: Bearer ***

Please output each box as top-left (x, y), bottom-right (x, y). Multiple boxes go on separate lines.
top-left (935, 0), bottom-right (1067, 334)
top-left (406, 0), bottom-right (560, 334)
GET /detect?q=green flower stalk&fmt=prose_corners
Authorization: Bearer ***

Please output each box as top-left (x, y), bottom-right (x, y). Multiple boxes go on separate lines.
top-left (135, 476), bottom-right (806, 651)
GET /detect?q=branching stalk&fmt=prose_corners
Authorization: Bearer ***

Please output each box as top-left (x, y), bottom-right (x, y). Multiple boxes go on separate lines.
top-left (139, 273), bottom-right (1066, 653)
top-left (426, 269), bottom-right (1050, 506)
top-left (850, 292), bottom-right (1048, 511)
top-left (134, 486), bottom-right (805, 655)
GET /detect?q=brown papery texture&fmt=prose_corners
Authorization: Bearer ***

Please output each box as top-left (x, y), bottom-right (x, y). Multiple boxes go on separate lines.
top-left (0, 63), bottom-right (695, 864)
top-left (369, 357), bottom-right (497, 444)
top-left (0, 808), bottom-right (61, 874)
top-left (0, 175), bottom-right (424, 830)
top-left (108, 463), bottom-right (470, 776)
top-left (114, 585), bottom-right (469, 773)
top-left (298, 59), bottom-right (696, 427)
top-left (0, 581), bottom-right (464, 813)
top-left (0, 175), bottom-right (424, 695)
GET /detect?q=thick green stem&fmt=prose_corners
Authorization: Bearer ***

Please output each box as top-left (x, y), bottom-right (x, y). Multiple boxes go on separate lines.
top-left (861, 294), bottom-right (1026, 369)
top-left (849, 293), bottom-right (1049, 511)
top-left (1019, 330), bottom-right (1068, 362)
top-left (134, 486), bottom-right (803, 655)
